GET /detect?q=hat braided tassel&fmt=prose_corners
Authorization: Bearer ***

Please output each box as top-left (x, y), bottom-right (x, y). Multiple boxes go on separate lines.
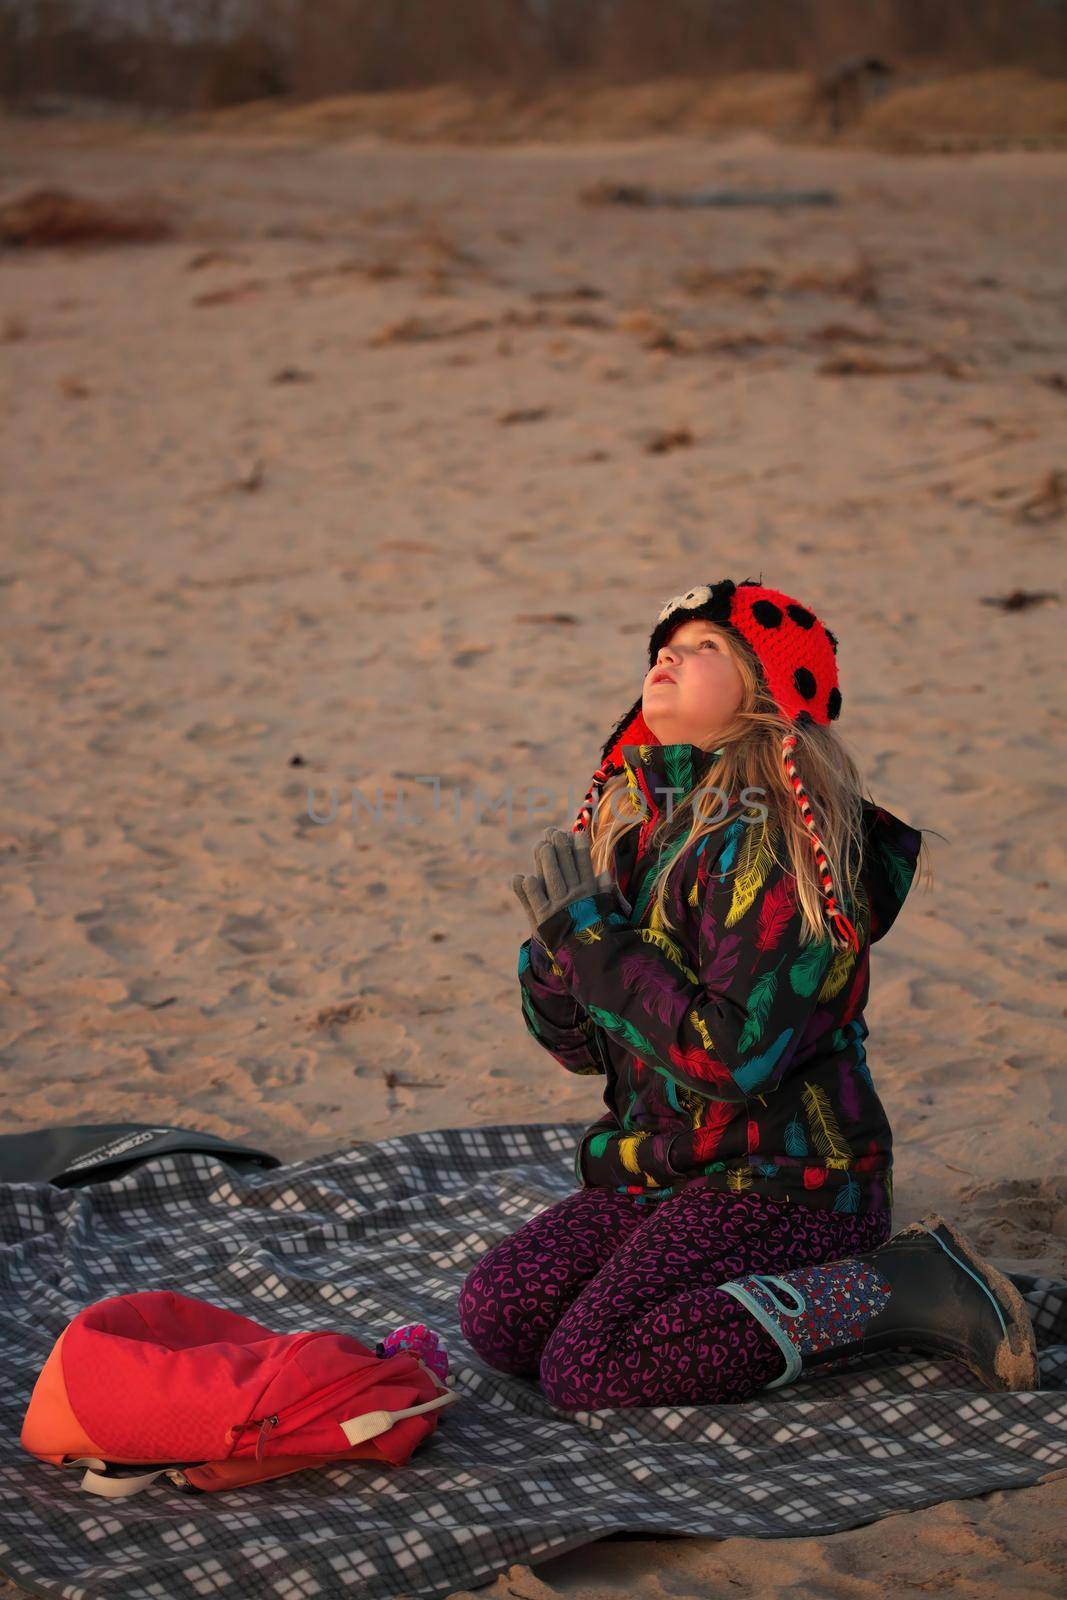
top-left (781, 733), bottom-right (859, 953)
top-left (574, 759), bottom-right (620, 834)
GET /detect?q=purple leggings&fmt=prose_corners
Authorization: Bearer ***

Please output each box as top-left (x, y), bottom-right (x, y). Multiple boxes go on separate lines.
top-left (457, 1183), bottom-right (893, 1408)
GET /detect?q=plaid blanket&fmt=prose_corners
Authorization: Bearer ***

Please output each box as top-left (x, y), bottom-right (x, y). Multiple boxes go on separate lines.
top-left (1, 1120), bottom-right (1065, 1600)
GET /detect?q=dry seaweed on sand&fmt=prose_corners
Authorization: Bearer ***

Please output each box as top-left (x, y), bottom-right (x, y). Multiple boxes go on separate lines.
top-left (581, 181), bottom-right (839, 209)
top-left (0, 187), bottom-right (172, 249)
top-left (979, 588), bottom-right (1059, 612)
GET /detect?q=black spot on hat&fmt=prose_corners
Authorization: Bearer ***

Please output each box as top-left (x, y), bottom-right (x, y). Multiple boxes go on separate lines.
top-left (752, 600), bottom-right (783, 628)
top-left (824, 627), bottom-right (839, 655)
top-left (794, 666), bottom-right (817, 700)
top-left (827, 685), bottom-right (842, 720)
top-left (795, 709), bottom-right (814, 727)
top-left (786, 604), bottom-right (815, 629)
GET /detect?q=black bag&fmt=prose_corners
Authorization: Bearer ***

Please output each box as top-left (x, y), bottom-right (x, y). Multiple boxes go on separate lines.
top-left (0, 1123), bottom-right (281, 1188)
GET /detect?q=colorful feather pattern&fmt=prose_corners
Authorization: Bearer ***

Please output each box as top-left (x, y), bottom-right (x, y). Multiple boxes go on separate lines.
top-left (586, 1005), bottom-right (657, 1063)
top-left (618, 1131), bottom-right (652, 1175)
top-left (733, 1027), bottom-right (794, 1094)
top-left (663, 744), bottom-right (694, 800)
top-left (852, 875), bottom-right (871, 943)
top-left (714, 818), bottom-right (745, 884)
top-left (634, 925), bottom-right (698, 981)
top-left (788, 938), bottom-right (833, 997)
top-left (853, 1138), bottom-right (883, 1173)
top-left (837, 1056), bottom-right (863, 1125)
top-left (563, 894), bottom-right (606, 937)
top-left (784, 1114), bottom-right (809, 1157)
top-left (553, 943), bottom-right (578, 990)
top-left (622, 1082), bottom-right (638, 1129)
top-left (666, 1041), bottom-right (736, 1090)
top-left (701, 926), bottom-right (742, 992)
top-left (692, 1101), bottom-right (737, 1159)
top-left (737, 965), bottom-right (778, 1055)
top-left (755, 874), bottom-right (796, 952)
top-left (676, 1084), bottom-right (706, 1121)
top-left (802, 1081), bottom-right (853, 1169)
top-left (630, 864), bottom-right (657, 927)
top-left (725, 821), bottom-right (776, 928)
top-left (647, 833), bottom-right (691, 933)
top-left (817, 942), bottom-right (857, 1002)
top-left (619, 952), bottom-right (691, 1027)
top-left (840, 946), bottom-right (869, 1025)
top-left (833, 1174), bottom-right (861, 1213)
top-left (877, 841), bottom-right (917, 904)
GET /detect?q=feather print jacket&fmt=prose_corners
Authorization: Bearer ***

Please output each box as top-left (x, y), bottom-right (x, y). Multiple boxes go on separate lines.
top-left (517, 740), bottom-right (923, 1214)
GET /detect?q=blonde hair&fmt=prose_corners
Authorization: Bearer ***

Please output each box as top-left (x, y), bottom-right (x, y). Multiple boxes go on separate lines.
top-left (589, 625), bottom-right (933, 946)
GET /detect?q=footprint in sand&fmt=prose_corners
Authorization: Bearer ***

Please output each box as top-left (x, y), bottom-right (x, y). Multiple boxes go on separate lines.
top-left (268, 971), bottom-right (303, 997)
top-left (73, 904), bottom-right (172, 965)
top-left (956, 1174), bottom-right (1067, 1264)
top-left (183, 717), bottom-right (272, 747)
top-left (219, 913), bottom-right (282, 954)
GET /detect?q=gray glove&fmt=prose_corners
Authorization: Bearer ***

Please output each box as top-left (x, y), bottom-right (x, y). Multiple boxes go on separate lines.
top-left (512, 826), bottom-right (630, 940)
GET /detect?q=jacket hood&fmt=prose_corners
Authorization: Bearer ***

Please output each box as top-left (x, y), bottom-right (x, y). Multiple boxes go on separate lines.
top-left (859, 800), bottom-right (923, 942)
top-left (619, 742), bottom-right (922, 943)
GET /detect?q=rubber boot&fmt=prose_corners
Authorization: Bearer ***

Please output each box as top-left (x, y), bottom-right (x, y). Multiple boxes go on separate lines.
top-left (717, 1212), bottom-right (1039, 1393)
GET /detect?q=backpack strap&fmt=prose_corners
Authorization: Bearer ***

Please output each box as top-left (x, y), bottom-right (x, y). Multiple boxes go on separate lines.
top-left (340, 1364), bottom-right (460, 1446)
top-left (64, 1456), bottom-right (175, 1499)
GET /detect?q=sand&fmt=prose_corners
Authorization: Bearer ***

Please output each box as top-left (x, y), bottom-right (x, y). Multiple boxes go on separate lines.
top-left (1, 114), bottom-right (1065, 1597)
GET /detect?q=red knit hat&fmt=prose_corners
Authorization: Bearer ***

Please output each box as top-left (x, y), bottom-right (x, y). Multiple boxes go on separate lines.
top-left (572, 577), bottom-right (859, 951)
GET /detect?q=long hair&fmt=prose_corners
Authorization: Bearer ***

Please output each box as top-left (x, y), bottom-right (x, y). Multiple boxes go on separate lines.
top-left (588, 623), bottom-right (933, 946)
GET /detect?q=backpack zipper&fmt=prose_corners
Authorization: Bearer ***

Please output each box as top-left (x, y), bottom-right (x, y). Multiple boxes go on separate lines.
top-left (226, 1329), bottom-right (338, 1458)
top-left (229, 1351), bottom-right (418, 1461)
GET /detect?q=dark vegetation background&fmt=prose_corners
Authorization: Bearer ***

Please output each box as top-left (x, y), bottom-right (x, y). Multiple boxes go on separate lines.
top-left (2, 0), bottom-right (1066, 114)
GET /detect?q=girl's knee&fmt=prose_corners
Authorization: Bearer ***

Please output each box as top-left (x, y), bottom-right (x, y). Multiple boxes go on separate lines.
top-left (456, 1259), bottom-right (502, 1351)
top-left (457, 1256), bottom-right (554, 1377)
top-left (538, 1318), bottom-right (608, 1410)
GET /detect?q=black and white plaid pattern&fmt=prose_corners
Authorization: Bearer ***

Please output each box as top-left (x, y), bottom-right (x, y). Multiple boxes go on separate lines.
top-left (1, 1120), bottom-right (1065, 1600)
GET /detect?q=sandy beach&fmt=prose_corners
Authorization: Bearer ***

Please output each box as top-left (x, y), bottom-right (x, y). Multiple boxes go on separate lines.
top-left (1, 112), bottom-right (1065, 1596)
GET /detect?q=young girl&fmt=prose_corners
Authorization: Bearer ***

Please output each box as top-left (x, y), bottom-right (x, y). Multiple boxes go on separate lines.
top-left (458, 578), bottom-right (1038, 1407)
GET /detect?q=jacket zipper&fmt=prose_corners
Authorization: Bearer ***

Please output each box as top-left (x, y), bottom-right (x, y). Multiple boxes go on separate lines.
top-left (229, 1348), bottom-right (416, 1461)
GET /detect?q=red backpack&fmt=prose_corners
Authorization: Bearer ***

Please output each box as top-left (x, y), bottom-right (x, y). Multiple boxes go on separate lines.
top-left (21, 1288), bottom-right (459, 1497)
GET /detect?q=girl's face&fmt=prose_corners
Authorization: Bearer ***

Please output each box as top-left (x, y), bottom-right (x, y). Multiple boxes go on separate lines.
top-left (642, 619), bottom-right (745, 746)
